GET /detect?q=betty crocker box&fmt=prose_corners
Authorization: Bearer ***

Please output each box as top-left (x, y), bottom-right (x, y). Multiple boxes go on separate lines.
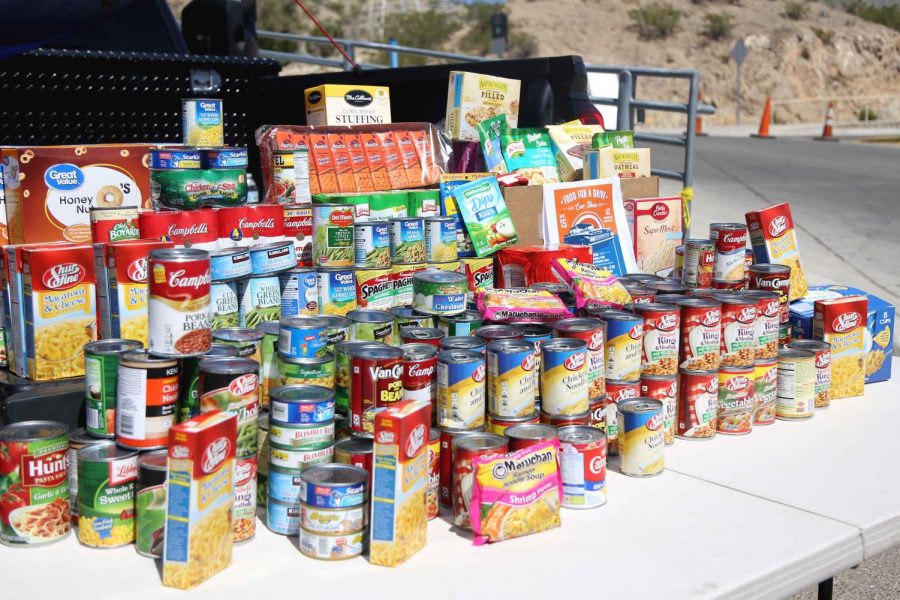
top-left (790, 285), bottom-right (893, 385)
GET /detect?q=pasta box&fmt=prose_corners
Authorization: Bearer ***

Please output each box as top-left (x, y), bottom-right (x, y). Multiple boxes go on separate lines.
top-left (304, 85), bottom-right (392, 126)
top-left (813, 295), bottom-right (868, 399)
top-left (790, 285), bottom-right (893, 384)
top-left (370, 400), bottom-right (430, 567)
top-left (1, 145), bottom-right (153, 244)
top-left (745, 203), bottom-right (808, 301)
top-left (624, 197), bottom-right (683, 278)
top-left (445, 71), bottom-right (521, 142)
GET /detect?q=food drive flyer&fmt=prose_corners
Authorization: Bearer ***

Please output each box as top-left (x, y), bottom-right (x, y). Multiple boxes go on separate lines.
top-left (541, 177), bottom-right (637, 276)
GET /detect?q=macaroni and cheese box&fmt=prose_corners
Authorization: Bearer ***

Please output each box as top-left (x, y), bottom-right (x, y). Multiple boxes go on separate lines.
top-left (370, 400), bottom-right (430, 567)
top-left (1, 145), bottom-right (153, 244)
top-left (745, 203), bottom-right (808, 300)
top-left (813, 296), bottom-right (868, 399)
top-left (624, 197), bottom-right (683, 277)
top-left (304, 85), bottom-right (392, 126)
top-left (790, 285), bottom-right (893, 384)
top-left (20, 244), bottom-right (97, 380)
top-left (445, 71), bottom-right (521, 142)
top-left (163, 411), bottom-right (237, 590)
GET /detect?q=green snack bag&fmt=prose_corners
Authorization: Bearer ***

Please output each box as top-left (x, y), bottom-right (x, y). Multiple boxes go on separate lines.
top-left (477, 114), bottom-right (510, 174)
top-left (500, 128), bottom-right (560, 184)
top-left (592, 130), bottom-right (635, 149)
top-left (452, 176), bottom-right (518, 258)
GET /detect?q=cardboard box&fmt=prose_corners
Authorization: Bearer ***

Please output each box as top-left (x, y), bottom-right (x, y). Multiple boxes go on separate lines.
top-left (624, 197), bottom-right (684, 277)
top-left (445, 71), bottom-right (521, 142)
top-left (304, 85), bottom-right (391, 126)
top-left (504, 177), bottom-right (659, 248)
top-left (790, 285), bottom-right (894, 384)
top-left (813, 296), bottom-right (868, 399)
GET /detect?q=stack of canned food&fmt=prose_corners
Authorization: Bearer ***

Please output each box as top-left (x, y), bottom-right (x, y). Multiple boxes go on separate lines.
top-left (297, 465), bottom-right (369, 560)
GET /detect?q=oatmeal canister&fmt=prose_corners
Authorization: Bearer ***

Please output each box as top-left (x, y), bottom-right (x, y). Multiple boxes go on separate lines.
top-left (787, 340), bottom-right (832, 409)
top-left (540, 338), bottom-right (589, 416)
top-left (717, 366), bottom-right (755, 435)
top-left (752, 359), bottom-right (778, 426)
top-left (558, 425), bottom-right (607, 509)
top-left (552, 318), bottom-right (606, 399)
top-left (148, 248), bottom-right (212, 357)
top-left (776, 348), bottom-right (816, 420)
top-left (676, 369), bottom-right (718, 440)
top-left (598, 310), bottom-right (643, 381)
top-left (84, 339), bottom-right (144, 438)
top-left (617, 398), bottom-right (665, 477)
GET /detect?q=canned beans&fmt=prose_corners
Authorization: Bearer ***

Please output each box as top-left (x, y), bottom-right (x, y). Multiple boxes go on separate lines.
top-left (148, 248), bottom-right (212, 357)
top-left (631, 303), bottom-right (680, 376)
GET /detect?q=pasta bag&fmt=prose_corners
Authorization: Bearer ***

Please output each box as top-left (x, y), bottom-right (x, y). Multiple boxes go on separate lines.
top-left (551, 258), bottom-right (632, 310)
top-left (470, 440), bottom-right (562, 546)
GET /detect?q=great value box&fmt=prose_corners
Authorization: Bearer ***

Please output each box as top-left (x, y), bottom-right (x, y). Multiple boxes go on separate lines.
top-left (790, 285), bottom-right (894, 384)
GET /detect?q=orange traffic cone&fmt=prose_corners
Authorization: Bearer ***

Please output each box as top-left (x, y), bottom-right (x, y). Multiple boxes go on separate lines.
top-left (751, 96), bottom-right (775, 138)
top-left (695, 92), bottom-right (708, 137)
top-left (815, 102), bottom-right (838, 142)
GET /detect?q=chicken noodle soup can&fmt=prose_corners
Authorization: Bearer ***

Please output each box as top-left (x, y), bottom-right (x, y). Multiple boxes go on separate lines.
top-left (298, 464), bottom-right (368, 508)
top-left (451, 433), bottom-right (508, 529)
top-left (116, 351), bottom-right (180, 450)
top-left (354, 222), bottom-right (391, 269)
top-left (717, 367), bottom-right (755, 435)
top-left (389, 217), bottom-right (426, 264)
top-left (598, 310), bottom-right (643, 381)
top-left (601, 379), bottom-right (640, 455)
top-left (268, 420), bottom-right (335, 450)
top-left (77, 444), bottom-right (138, 548)
top-left (676, 369), bottom-right (719, 440)
top-left (540, 338), bottom-right (588, 416)
top-left (269, 385), bottom-right (335, 425)
top-left (487, 339), bottom-right (536, 418)
top-left (776, 348), bottom-right (816, 420)
top-left (135, 449), bottom-right (168, 558)
top-left (148, 249), bottom-right (212, 357)
top-left (412, 270), bottom-right (467, 316)
top-left (558, 425), bottom-right (607, 509)
top-left (348, 309), bottom-right (394, 344)
top-left (752, 359), bottom-right (778, 426)
top-left (300, 504), bottom-right (368, 535)
top-left (552, 318), bottom-right (606, 399)
top-left (437, 349), bottom-right (487, 429)
top-left (249, 241), bottom-right (297, 276)
top-left (617, 398), bottom-right (665, 477)
top-left (84, 339), bottom-right (143, 439)
top-left (786, 340), bottom-right (832, 409)
top-left (640, 375), bottom-right (678, 446)
top-left (350, 345), bottom-right (404, 433)
top-left (299, 528), bottom-right (366, 561)
top-left (0, 421), bottom-right (71, 546)
top-left (313, 204), bottom-right (355, 267)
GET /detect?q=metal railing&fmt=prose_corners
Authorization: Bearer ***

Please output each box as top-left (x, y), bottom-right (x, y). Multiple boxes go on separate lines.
top-left (771, 94), bottom-right (900, 128)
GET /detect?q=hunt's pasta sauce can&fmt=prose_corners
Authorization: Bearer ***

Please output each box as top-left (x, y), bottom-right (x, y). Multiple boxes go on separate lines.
top-left (148, 249), bottom-right (212, 357)
top-left (558, 425), bottom-right (607, 509)
top-left (540, 338), bottom-right (588, 416)
top-left (437, 350), bottom-right (487, 429)
top-left (617, 398), bottom-right (665, 477)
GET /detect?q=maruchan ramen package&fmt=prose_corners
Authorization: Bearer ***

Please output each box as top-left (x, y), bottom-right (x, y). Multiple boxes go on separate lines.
top-left (470, 440), bottom-right (562, 545)
top-left (813, 296), bottom-right (868, 399)
top-left (476, 288), bottom-right (573, 323)
top-left (547, 123), bottom-right (605, 182)
top-left (163, 411), bottom-right (237, 590)
top-left (501, 129), bottom-right (560, 185)
top-left (370, 400), bottom-right (430, 567)
top-left (551, 259), bottom-right (632, 310)
top-left (476, 114), bottom-right (510, 175)
top-left (445, 71), bottom-right (521, 142)
top-left (452, 177), bottom-right (518, 257)
top-left (745, 203), bottom-right (808, 300)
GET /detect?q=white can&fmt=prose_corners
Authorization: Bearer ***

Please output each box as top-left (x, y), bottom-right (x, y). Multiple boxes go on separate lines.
top-left (298, 527), bottom-right (366, 560)
top-left (300, 504), bottom-right (368, 534)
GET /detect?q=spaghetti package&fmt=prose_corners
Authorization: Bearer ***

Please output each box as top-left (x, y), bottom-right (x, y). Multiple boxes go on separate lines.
top-left (551, 258), bottom-right (632, 310)
top-left (476, 288), bottom-right (573, 323)
top-left (470, 440), bottom-right (562, 545)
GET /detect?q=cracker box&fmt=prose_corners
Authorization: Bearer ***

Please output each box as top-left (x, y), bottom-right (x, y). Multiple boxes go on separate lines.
top-left (1, 145), bottom-right (153, 244)
top-left (790, 285), bottom-right (893, 384)
top-left (745, 203), bottom-right (808, 300)
top-left (445, 71), bottom-right (521, 142)
top-left (624, 197), bottom-right (683, 277)
top-left (304, 85), bottom-right (392, 126)
top-left (813, 296), bottom-right (868, 399)
top-left (163, 410), bottom-right (237, 590)
top-left (370, 400), bottom-right (430, 567)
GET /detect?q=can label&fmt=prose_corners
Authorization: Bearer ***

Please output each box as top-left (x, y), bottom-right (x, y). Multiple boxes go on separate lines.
top-left (313, 205), bottom-right (354, 267)
top-left (268, 421), bottom-right (335, 450)
top-left (250, 242), bottom-right (296, 276)
top-left (390, 219), bottom-right (426, 264)
top-left (437, 358), bottom-right (487, 429)
top-left (618, 406), bottom-right (665, 476)
top-left (356, 269), bottom-right (393, 311)
top-left (278, 357), bottom-right (335, 389)
top-left (116, 362), bottom-right (180, 448)
top-left (85, 352), bottom-right (121, 437)
top-left (277, 324), bottom-right (328, 359)
top-left (749, 266), bottom-right (791, 343)
top-left (487, 345), bottom-right (536, 417)
top-left (713, 227), bottom-right (748, 282)
top-left (135, 480), bottom-right (166, 557)
top-left (556, 326), bottom-right (605, 399)
top-left (640, 377), bottom-right (678, 445)
top-left (604, 380), bottom-right (640, 453)
top-left (604, 316), bottom-right (643, 381)
top-left (637, 307), bottom-right (680, 376)
top-left (776, 356), bottom-right (815, 419)
top-left (211, 280), bottom-right (240, 330)
top-left (752, 361), bottom-right (778, 425)
top-left (299, 529), bottom-right (366, 560)
top-left (351, 354), bottom-right (404, 433)
top-left (78, 456), bottom-right (137, 548)
top-left (301, 504), bottom-right (367, 534)
top-left (541, 346), bottom-right (588, 415)
top-left (676, 370), bottom-right (719, 439)
top-left (210, 249), bottom-right (252, 282)
top-left (318, 269), bottom-right (357, 316)
top-left (391, 264), bottom-right (425, 308)
top-left (268, 445), bottom-right (334, 471)
top-left (238, 276), bottom-right (281, 329)
top-left (268, 468), bottom-right (303, 503)
top-left (279, 269), bottom-right (319, 317)
top-left (425, 219), bottom-right (458, 263)
top-left (354, 222), bottom-right (391, 269)
top-left (403, 355), bottom-right (437, 404)
top-left (717, 369), bottom-right (754, 435)
top-left (199, 371), bottom-right (259, 458)
top-left (233, 456), bottom-right (257, 543)
top-left (148, 256), bottom-right (212, 356)
top-left (721, 302), bottom-right (757, 367)
top-left (680, 304), bottom-right (721, 371)
top-left (560, 437), bottom-right (607, 508)
top-left (754, 296), bottom-right (781, 360)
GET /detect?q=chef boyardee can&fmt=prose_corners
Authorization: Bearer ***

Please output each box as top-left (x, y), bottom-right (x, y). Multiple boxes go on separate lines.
top-left (277, 352), bottom-right (335, 389)
top-left (392, 307), bottom-right (434, 344)
top-left (617, 398), bottom-right (665, 477)
top-left (437, 349), bottom-right (487, 429)
top-left (77, 444), bottom-right (139, 548)
top-left (412, 270), bottom-right (467, 316)
top-left (135, 449), bottom-right (168, 558)
top-left (487, 339), bottom-right (537, 418)
top-left (84, 339), bottom-right (143, 438)
top-left (437, 309), bottom-right (483, 336)
top-left (354, 221), bottom-right (391, 268)
top-left (347, 309), bottom-right (394, 344)
top-left (298, 464), bottom-right (368, 508)
top-left (278, 315), bottom-right (328, 359)
top-left (270, 384), bottom-right (335, 424)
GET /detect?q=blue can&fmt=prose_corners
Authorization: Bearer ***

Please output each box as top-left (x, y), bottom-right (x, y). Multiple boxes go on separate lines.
top-left (237, 275), bottom-right (282, 329)
top-left (424, 216), bottom-right (458, 263)
top-left (210, 246), bottom-right (252, 280)
top-left (317, 267), bottom-right (357, 316)
top-left (269, 384), bottom-right (335, 424)
top-left (279, 268), bottom-right (319, 317)
top-left (149, 148), bottom-right (201, 170)
top-left (266, 498), bottom-right (300, 535)
top-left (353, 221), bottom-right (390, 268)
top-left (267, 465), bottom-right (303, 503)
top-left (389, 217), bottom-right (426, 264)
top-left (278, 316), bottom-right (328, 358)
top-left (202, 147), bottom-right (248, 169)
top-left (298, 464), bottom-right (368, 508)
top-left (250, 240), bottom-right (297, 275)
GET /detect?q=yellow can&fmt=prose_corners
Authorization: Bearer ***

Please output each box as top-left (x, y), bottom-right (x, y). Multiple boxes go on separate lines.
top-left (539, 338), bottom-right (588, 416)
top-left (617, 398), bottom-right (665, 477)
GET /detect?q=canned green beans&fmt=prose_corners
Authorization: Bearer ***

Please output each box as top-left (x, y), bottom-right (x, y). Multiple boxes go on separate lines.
top-left (84, 339), bottom-right (143, 438)
top-left (135, 449), bottom-right (168, 558)
top-left (77, 444), bottom-right (138, 548)
top-left (238, 275), bottom-right (282, 328)
top-left (389, 217), bottom-right (426, 263)
top-left (211, 280), bottom-right (240, 330)
top-left (313, 204), bottom-right (355, 267)
top-left (354, 221), bottom-right (391, 268)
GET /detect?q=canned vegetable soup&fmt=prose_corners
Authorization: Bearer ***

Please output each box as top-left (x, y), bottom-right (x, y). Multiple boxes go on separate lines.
top-left (412, 270), bottom-right (467, 316)
top-left (84, 339), bottom-right (143, 438)
top-left (210, 247), bottom-right (252, 281)
top-left (135, 449), bottom-right (168, 558)
top-left (148, 248), bottom-right (212, 357)
top-left (77, 444), bottom-right (138, 548)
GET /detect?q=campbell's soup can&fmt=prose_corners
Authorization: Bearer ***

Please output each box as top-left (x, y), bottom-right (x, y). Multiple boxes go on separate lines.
top-left (676, 369), bottom-right (718, 440)
top-left (148, 249), bottom-right (212, 357)
top-left (400, 343), bottom-right (438, 405)
top-left (558, 425), bottom-right (607, 509)
top-left (540, 338), bottom-right (588, 416)
top-left (631, 303), bottom-right (680, 377)
top-left (451, 433), bottom-right (507, 529)
top-left (349, 346), bottom-right (403, 434)
top-left (717, 367), bottom-right (755, 435)
top-left (552, 318), bottom-right (606, 400)
top-left (138, 208), bottom-right (220, 250)
top-left (640, 375), bottom-right (678, 446)
top-left (437, 350), bottom-right (486, 429)
top-left (710, 223), bottom-right (747, 282)
top-left (617, 398), bottom-right (665, 477)
top-left (604, 379), bottom-right (640, 455)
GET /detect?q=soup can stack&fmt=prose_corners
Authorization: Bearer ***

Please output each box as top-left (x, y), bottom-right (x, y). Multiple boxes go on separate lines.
top-left (298, 464), bottom-right (369, 560)
top-left (266, 385), bottom-right (336, 536)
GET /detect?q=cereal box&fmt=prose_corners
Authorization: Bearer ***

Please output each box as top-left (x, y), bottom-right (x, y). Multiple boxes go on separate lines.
top-left (624, 197), bottom-right (683, 277)
top-left (790, 285), bottom-right (893, 384)
top-left (304, 85), bottom-right (392, 126)
top-left (445, 71), bottom-right (521, 142)
top-left (370, 400), bottom-right (430, 567)
top-left (745, 203), bottom-right (808, 300)
top-left (452, 177), bottom-right (518, 258)
top-left (583, 147), bottom-right (652, 180)
top-left (163, 410), bottom-right (237, 589)
top-left (813, 296), bottom-right (868, 399)
top-left (1, 145), bottom-right (153, 244)
top-left (547, 123), bottom-right (606, 182)
top-left (20, 244), bottom-right (97, 380)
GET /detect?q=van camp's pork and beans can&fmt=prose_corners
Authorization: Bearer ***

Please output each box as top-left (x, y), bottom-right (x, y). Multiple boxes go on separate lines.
top-left (717, 367), bottom-right (755, 435)
top-left (0, 421), bottom-right (70, 546)
top-left (84, 339), bottom-right (144, 438)
top-left (631, 303), bottom-right (680, 376)
top-left (552, 318), bottom-right (606, 400)
top-left (350, 346), bottom-right (404, 434)
top-left (401, 343), bottom-right (438, 404)
top-left (437, 350), bottom-right (487, 429)
top-left (148, 249), bottom-right (212, 356)
top-left (676, 369), bottom-right (718, 440)
top-left (116, 351), bottom-right (179, 450)
top-left (76, 444), bottom-right (138, 548)
top-left (617, 398), bottom-right (665, 477)
top-left (558, 425), bottom-right (607, 509)
top-left (748, 263), bottom-right (792, 345)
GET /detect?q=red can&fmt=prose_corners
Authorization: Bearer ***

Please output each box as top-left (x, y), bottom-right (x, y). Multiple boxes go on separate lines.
top-left (558, 425), bottom-right (607, 509)
top-left (683, 239), bottom-right (715, 289)
top-left (349, 345), bottom-right (404, 434)
top-left (400, 343), bottom-right (438, 405)
top-left (631, 303), bottom-right (681, 376)
top-left (716, 293), bottom-right (757, 368)
top-left (640, 374), bottom-right (678, 446)
top-left (399, 327), bottom-right (446, 347)
top-left (711, 223), bottom-right (748, 283)
top-left (334, 436), bottom-right (374, 486)
top-left (439, 426), bottom-right (483, 508)
top-left (689, 288), bottom-right (719, 299)
top-left (283, 205), bottom-right (313, 267)
top-left (217, 204), bottom-right (285, 247)
top-left (505, 423), bottom-right (558, 451)
top-left (605, 378), bottom-right (640, 455)
top-left (148, 248), bottom-right (212, 356)
top-left (712, 278), bottom-right (746, 291)
top-left (90, 207), bottom-right (140, 244)
top-left (552, 317), bottom-right (607, 399)
top-left (621, 283), bottom-right (656, 304)
top-left (540, 411), bottom-right (589, 428)
top-left (676, 369), bottom-right (718, 440)
top-left (740, 290), bottom-right (780, 360)
top-left (748, 263), bottom-right (792, 345)
top-left (426, 427), bottom-right (440, 520)
top-left (717, 366), bottom-right (755, 435)
top-left (451, 432), bottom-right (507, 528)
top-left (589, 396), bottom-right (607, 430)
top-left (677, 298), bottom-right (722, 371)
top-left (139, 208), bottom-right (219, 250)
top-left (744, 249), bottom-right (754, 287)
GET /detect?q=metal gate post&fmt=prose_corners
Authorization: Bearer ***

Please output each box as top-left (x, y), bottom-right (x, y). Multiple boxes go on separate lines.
top-left (682, 71), bottom-right (700, 237)
top-left (617, 70), bottom-right (633, 131)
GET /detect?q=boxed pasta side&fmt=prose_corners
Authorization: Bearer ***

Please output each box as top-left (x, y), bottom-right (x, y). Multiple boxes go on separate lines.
top-left (0, 145), bottom-right (153, 245)
top-left (370, 400), bottom-right (430, 567)
top-left (624, 197), bottom-right (683, 278)
top-left (790, 285), bottom-right (893, 385)
top-left (18, 244), bottom-right (97, 381)
top-left (163, 410), bottom-right (237, 590)
top-left (812, 295), bottom-right (868, 399)
top-left (745, 203), bottom-right (809, 301)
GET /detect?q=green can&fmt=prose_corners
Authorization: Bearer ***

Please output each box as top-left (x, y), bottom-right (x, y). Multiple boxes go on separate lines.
top-left (333, 341), bottom-right (383, 415)
top-left (437, 309), bottom-right (484, 336)
top-left (238, 275), bottom-right (282, 329)
top-left (347, 309), bottom-right (394, 344)
top-left (391, 307), bottom-right (434, 344)
top-left (77, 443), bottom-right (138, 548)
top-left (258, 320), bottom-right (281, 406)
top-left (277, 352), bottom-right (335, 389)
top-left (84, 339), bottom-right (143, 438)
top-left (135, 449), bottom-right (168, 558)
top-left (321, 315), bottom-right (351, 352)
top-left (151, 167), bottom-right (247, 210)
top-left (177, 343), bottom-right (240, 423)
top-left (312, 203), bottom-right (355, 267)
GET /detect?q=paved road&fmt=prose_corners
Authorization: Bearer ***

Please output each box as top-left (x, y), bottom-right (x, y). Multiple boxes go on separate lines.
top-left (652, 136), bottom-right (900, 309)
